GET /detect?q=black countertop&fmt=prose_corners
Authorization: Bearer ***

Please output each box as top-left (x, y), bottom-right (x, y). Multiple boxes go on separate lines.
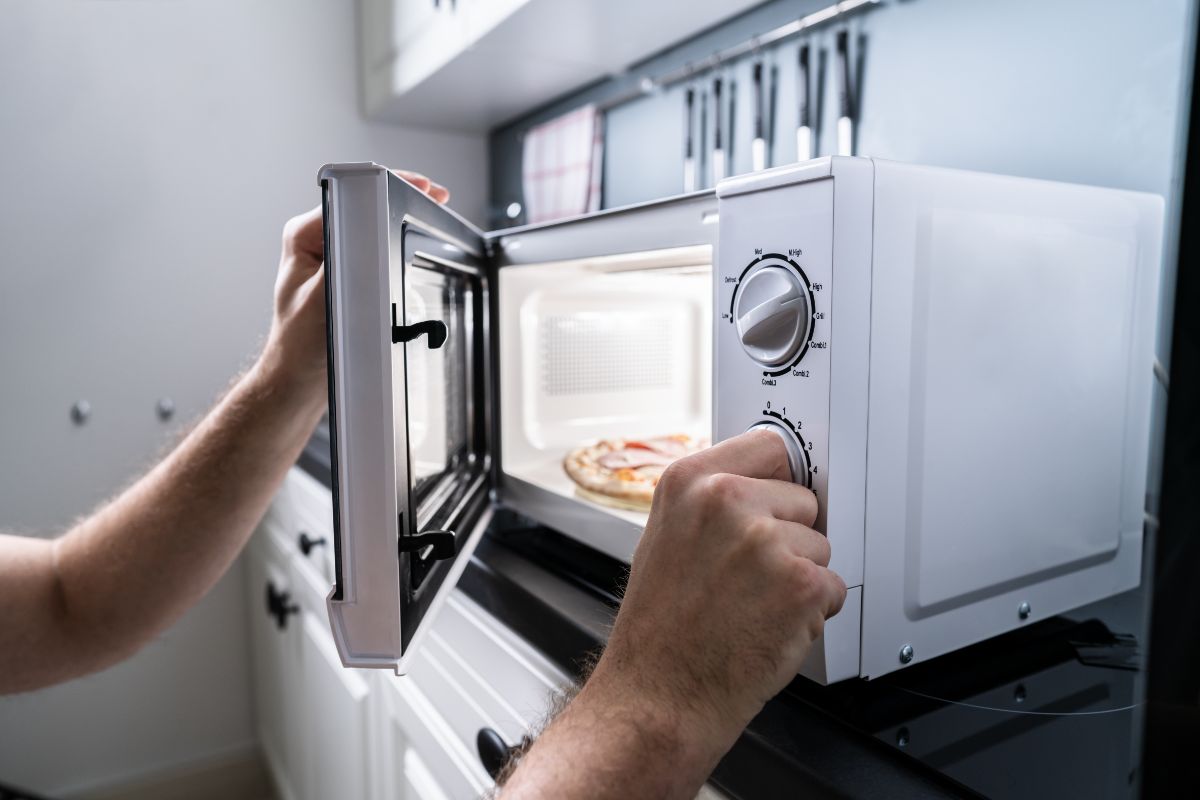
top-left (460, 513), bottom-right (1143, 800)
top-left (300, 431), bottom-right (1144, 799)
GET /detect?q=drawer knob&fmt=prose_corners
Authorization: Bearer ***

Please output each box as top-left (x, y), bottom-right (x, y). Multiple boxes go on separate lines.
top-left (476, 727), bottom-right (513, 780)
top-left (265, 582), bottom-right (300, 630)
top-left (298, 531), bottom-right (327, 556)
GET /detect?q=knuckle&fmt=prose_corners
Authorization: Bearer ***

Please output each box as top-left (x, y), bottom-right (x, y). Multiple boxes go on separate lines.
top-left (790, 556), bottom-right (820, 592)
top-left (741, 516), bottom-right (774, 546)
top-left (656, 459), bottom-right (692, 494)
top-left (704, 472), bottom-right (743, 504)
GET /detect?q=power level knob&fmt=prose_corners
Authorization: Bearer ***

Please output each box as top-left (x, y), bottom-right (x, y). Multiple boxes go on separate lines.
top-left (750, 422), bottom-right (806, 484)
top-left (734, 266), bottom-right (810, 367)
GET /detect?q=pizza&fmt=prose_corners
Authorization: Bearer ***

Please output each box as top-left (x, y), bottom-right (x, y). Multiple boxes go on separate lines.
top-left (563, 434), bottom-right (708, 512)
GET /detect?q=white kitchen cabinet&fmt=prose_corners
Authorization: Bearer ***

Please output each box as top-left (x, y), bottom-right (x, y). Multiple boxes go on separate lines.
top-left (298, 612), bottom-right (373, 800)
top-left (246, 523), bottom-right (306, 800)
top-left (250, 469), bottom-right (629, 799)
top-left (379, 674), bottom-right (491, 800)
top-left (361, 0), bottom-right (766, 131)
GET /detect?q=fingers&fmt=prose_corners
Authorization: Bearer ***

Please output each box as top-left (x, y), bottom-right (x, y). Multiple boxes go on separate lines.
top-left (687, 427), bottom-right (794, 482)
top-left (768, 518), bottom-right (830, 565)
top-left (394, 169), bottom-right (431, 191)
top-left (818, 567), bottom-right (848, 618)
top-left (744, 479), bottom-right (818, 527)
top-left (392, 169), bottom-right (450, 204)
top-left (282, 205), bottom-right (324, 259)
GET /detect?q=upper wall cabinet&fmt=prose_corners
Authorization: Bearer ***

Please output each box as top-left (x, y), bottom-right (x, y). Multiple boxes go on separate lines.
top-left (360, 0), bottom-right (766, 131)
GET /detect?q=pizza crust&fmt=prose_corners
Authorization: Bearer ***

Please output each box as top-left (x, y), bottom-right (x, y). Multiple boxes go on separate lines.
top-left (572, 484), bottom-right (655, 513)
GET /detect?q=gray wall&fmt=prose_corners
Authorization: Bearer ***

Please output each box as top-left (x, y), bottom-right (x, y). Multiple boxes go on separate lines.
top-left (494, 0), bottom-right (1191, 210)
top-left (596, 0), bottom-right (1190, 207)
top-left (490, 0), bottom-right (1193, 348)
top-left (0, 0), bottom-right (486, 794)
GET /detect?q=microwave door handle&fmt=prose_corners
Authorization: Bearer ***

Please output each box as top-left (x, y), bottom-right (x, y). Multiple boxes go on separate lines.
top-left (398, 529), bottom-right (457, 561)
top-left (391, 304), bottom-right (448, 348)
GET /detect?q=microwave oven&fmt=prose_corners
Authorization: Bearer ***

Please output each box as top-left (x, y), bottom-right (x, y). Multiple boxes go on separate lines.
top-left (319, 157), bottom-right (1162, 683)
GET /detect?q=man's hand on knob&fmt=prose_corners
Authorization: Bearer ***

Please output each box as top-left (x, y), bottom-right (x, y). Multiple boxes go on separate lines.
top-left (500, 428), bottom-right (846, 799)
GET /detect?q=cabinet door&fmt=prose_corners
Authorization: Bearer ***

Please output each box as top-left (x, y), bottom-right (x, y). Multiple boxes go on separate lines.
top-left (455, 0), bottom-right (530, 43)
top-left (321, 163), bottom-right (493, 674)
top-left (378, 676), bottom-right (489, 800)
top-left (362, 0), bottom-right (443, 68)
top-left (299, 613), bottom-right (371, 800)
top-left (246, 529), bottom-right (304, 800)
top-left (394, 0), bottom-right (445, 49)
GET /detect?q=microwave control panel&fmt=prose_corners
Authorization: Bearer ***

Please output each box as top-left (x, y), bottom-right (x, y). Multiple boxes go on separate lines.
top-left (715, 177), bottom-right (834, 532)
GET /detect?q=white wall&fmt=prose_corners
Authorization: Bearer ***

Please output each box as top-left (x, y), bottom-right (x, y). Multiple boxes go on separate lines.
top-left (0, 0), bottom-right (486, 795)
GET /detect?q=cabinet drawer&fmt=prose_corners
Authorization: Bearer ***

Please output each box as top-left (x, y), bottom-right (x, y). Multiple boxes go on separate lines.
top-left (406, 640), bottom-right (527, 760)
top-left (399, 593), bottom-right (571, 776)
top-left (425, 594), bottom-right (571, 727)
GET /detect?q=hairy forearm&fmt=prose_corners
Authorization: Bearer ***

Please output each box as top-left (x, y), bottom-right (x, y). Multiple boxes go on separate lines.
top-left (1, 357), bottom-right (324, 692)
top-left (501, 665), bottom-right (733, 799)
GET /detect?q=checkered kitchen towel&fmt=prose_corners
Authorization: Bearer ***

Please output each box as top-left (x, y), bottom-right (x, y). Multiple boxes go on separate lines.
top-left (521, 104), bottom-right (603, 224)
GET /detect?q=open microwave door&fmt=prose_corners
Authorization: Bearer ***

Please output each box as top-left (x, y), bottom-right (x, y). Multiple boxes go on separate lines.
top-left (320, 164), bottom-right (492, 672)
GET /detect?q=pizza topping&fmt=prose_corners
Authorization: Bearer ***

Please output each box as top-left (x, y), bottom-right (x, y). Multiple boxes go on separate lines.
top-left (635, 464), bottom-right (667, 484)
top-left (598, 449), bottom-right (675, 470)
top-left (625, 435), bottom-right (692, 458)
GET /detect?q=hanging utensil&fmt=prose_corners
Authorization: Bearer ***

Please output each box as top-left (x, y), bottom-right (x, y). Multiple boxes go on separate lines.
top-left (728, 77), bottom-right (738, 176)
top-left (712, 75), bottom-right (726, 184)
top-left (836, 28), bottom-right (854, 156)
top-left (752, 61), bottom-right (766, 172)
top-left (698, 85), bottom-right (709, 188)
top-left (683, 86), bottom-right (696, 192)
top-left (796, 42), bottom-right (813, 161)
top-left (767, 60), bottom-right (779, 168)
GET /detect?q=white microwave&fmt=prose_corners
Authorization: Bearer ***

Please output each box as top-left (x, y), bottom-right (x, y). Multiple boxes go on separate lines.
top-left (320, 157), bottom-right (1162, 683)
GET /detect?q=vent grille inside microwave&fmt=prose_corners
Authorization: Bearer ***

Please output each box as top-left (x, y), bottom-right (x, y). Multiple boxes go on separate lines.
top-left (539, 314), bottom-right (674, 396)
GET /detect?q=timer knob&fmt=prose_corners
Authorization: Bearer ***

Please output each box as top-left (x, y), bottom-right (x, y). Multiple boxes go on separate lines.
top-left (734, 266), bottom-right (810, 367)
top-left (749, 421), bottom-right (806, 485)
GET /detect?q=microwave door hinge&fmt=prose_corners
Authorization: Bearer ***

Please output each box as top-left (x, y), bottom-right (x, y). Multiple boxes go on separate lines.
top-left (398, 530), bottom-right (457, 561)
top-left (391, 304), bottom-right (447, 348)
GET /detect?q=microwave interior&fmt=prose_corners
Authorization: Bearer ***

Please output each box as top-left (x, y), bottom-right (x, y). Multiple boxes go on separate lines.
top-left (495, 244), bottom-right (712, 554)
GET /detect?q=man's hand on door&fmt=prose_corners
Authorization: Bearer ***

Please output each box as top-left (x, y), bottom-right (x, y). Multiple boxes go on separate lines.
top-left (256, 169), bottom-right (449, 403)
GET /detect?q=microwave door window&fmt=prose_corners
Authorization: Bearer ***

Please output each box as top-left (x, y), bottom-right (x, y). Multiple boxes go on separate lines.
top-left (394, 246), bottom-right (492, 657)
top-left (400, 260), bottom-right (483, 547)
top-left (403, 265), bottom-right (469, 505)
